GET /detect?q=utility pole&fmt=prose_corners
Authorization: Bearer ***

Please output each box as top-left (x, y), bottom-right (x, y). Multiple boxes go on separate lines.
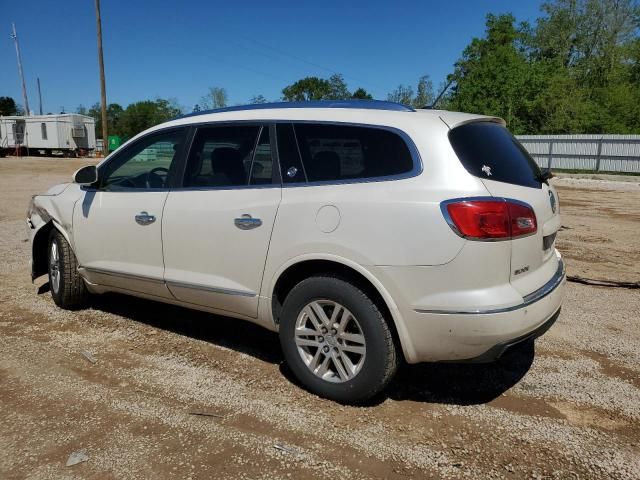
top-left (95, 0), bottom-right (108, 151)
top-left (37, 77), bottom-right (43, 115)
top-left (11, 22), bottom-right (30, 116)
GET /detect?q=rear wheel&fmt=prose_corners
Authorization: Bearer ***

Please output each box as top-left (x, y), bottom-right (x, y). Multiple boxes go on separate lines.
top-left (48, 229), bottom-right (88, 309)
top-left (279, 275), bottom-right (399, 403)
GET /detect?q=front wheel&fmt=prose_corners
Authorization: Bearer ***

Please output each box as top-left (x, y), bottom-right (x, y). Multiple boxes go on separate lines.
top-left (48, 229), bottom-right (89, 309)
top-left (279, 276), bottom-right (399, 404)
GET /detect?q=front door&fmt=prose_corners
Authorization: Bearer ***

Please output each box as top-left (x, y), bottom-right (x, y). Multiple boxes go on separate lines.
top-left (73, 127), bottom-right (187, 298)
top-left (162, 124), bottom-right (281, 318)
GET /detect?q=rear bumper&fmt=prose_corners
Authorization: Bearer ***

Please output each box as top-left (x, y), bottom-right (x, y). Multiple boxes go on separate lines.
top-left (451, 306), bottom-right (561, 363)
top-left (371, 253), bottom-right (566, 363)
top-left (415, 258), bottom-right (565, 315)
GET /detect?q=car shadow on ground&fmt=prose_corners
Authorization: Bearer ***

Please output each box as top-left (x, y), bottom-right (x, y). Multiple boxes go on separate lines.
top-left (89, 292), bottom-right (283, 365)
top-left (382, 340), bottom-right (535, 406)
top-left (61, 290), bottom-right (535, 407)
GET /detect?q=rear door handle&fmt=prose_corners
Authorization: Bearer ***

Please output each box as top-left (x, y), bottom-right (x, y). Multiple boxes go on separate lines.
top-left (234, 214), bottom-right (262, 230)
top-left (135, 211), bottom-right (156, 226)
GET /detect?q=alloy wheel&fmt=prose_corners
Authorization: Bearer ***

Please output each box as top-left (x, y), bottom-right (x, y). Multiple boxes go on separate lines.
top-left (49, 240), bottom-right (60, 293)
top-left (294, 300), bottom-right (366, 383)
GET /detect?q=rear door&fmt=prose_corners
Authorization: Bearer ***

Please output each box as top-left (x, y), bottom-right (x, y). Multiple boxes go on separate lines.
top-left (448, 121), bottom-right (561, 297)
top-left (161, 123), bottom-right (281, 318)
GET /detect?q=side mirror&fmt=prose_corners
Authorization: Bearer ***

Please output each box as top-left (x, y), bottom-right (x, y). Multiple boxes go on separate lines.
top-left (73, 165), bottom-right (98, 185)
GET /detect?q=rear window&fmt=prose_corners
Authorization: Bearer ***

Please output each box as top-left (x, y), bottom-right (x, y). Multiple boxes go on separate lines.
top-left (449, 122), bottom-right (542, 189)
top-left (277, 123), bottom-right (415, 183)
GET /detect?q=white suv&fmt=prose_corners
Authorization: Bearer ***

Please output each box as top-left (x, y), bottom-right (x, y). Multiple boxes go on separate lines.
top-left (28, 100), bottom-right (565, 403)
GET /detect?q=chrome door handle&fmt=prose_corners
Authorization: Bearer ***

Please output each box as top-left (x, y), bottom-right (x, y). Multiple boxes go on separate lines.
top-left (135, 211), bottom-right (156, 226)
top-left (234, 214), bottom-right (262, 230)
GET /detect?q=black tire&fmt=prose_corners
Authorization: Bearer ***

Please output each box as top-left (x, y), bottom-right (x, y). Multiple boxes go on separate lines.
top-left (48, 229), bottom-right (89, 309)
top-left (279, 275), bottom-right (399, 404)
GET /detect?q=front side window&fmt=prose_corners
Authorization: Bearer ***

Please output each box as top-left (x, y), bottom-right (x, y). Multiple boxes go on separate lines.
top-left (41, 123), bottom-right (47, 140)
top-left (183, 125), bottom-right (269, 188)
top-left (279, 123), bottom-right (415, 183)
top-left (100, 129), bottom-right (186, 191)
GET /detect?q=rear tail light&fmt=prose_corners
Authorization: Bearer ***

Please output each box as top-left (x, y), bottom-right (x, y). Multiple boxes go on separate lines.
top-left (442, 198), bottom-right (537, 240)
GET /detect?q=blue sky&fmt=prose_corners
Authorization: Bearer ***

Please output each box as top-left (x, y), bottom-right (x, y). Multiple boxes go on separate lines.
top-left (1, 0), bottom-right (543, 114)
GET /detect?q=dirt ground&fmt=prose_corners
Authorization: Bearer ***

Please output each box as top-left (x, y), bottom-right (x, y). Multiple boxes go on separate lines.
top-left (1, 157), bottom-right (638, 480)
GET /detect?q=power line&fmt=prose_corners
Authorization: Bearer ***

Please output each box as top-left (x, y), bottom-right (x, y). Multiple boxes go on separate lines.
top-left (235, 35), bottom-right (390, 96)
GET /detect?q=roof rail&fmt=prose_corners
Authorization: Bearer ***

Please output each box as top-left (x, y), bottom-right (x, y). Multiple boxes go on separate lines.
top-left (178, 100), bottom-right (415, 119)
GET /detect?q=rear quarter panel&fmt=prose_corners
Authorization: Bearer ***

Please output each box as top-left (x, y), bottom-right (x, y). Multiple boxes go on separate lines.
top-left (261, 117), bottom-right (490, 297)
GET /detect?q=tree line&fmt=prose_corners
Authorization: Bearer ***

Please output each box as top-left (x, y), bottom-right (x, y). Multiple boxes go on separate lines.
top-left (444, 0), bottom-right (640, 134)
top-left (1, 0), bottom-right (637, 138)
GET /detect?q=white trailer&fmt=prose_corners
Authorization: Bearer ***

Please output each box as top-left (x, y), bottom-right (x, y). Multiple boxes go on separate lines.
top-left (0, 114), bottom-right (96, 156)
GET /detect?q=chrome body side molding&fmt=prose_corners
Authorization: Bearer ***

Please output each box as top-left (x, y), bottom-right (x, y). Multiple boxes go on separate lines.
top-left (79, 267), bottom-right (256, 298)
top-left (165, 280), bottom-right (256, 297)
top-left (79, 266), bottom-right (165, 284)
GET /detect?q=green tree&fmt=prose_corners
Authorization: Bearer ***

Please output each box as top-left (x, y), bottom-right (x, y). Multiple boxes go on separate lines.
top-left (76, 104), bottom-right (87, 115)
top-left (88, 103), bottom-right (125, 138)
top-left (448, 1), bottom-right (640, 134)
top-left (118, 99), bottom-right (182, 138)
top-left (0, 96), bottom-right (18, 116)
top-left (387, 84), bottom-right (414, 106)
top-left (387, 75), bottom-right (434, 108)
top-left (327, 74), bottom-right (350, 100)
top-left (413, 75), bottom-right (435, 108)
top-left (532, 0), bottom-right (640, 133)
top-left (249, 95), bottom-right (268, 104)
top-left (282, 77), bottom-right (331, 101)
top-left (201, 87), bottom-right (228, 109)
top-left (448, 14), bottom-right (540, 133)
top-left (351, 88), bottom-right (373, 99)
top-left (535, 0), bottom-right (640, 87)
top-left (283, 74), bottom-right (373, 101)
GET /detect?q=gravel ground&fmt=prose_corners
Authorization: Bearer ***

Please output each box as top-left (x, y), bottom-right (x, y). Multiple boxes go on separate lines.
top-left (1, 157), bottom-right (639, 479)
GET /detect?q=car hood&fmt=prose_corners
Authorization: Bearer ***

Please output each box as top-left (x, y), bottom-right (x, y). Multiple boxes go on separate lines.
top-left (39, 183), bottom-right (72, 197)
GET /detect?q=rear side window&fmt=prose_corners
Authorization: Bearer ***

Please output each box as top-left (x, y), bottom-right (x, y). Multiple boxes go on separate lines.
top-left (449, 122), bottom-right (542, 189)
top-left (293, 123), bottom-right (414, 182)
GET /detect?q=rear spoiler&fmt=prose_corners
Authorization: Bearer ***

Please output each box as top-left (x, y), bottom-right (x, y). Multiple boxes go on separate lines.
top-left (439, 113), bottom-right (506, 130)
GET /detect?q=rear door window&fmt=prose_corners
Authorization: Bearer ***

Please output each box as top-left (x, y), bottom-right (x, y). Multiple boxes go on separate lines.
top-left (292, 123), bottom-right (414, 182)
top-left (183, 125), bottom-right (261, 187)
top-left (449, 122), bottom-right (542, 189)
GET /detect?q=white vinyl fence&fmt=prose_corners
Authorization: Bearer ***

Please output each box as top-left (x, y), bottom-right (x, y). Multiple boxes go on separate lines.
top-left (516, 135), bottom-right (640, 173)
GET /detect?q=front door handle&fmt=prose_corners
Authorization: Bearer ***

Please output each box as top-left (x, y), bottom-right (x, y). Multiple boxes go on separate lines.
top-left (234, 214), bottom-right (262, 230)
top-left (135, 211), bottom-right (156, 226)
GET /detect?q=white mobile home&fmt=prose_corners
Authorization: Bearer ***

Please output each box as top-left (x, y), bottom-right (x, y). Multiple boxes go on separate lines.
top-left (0, 114), bottom-right (96, 156)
